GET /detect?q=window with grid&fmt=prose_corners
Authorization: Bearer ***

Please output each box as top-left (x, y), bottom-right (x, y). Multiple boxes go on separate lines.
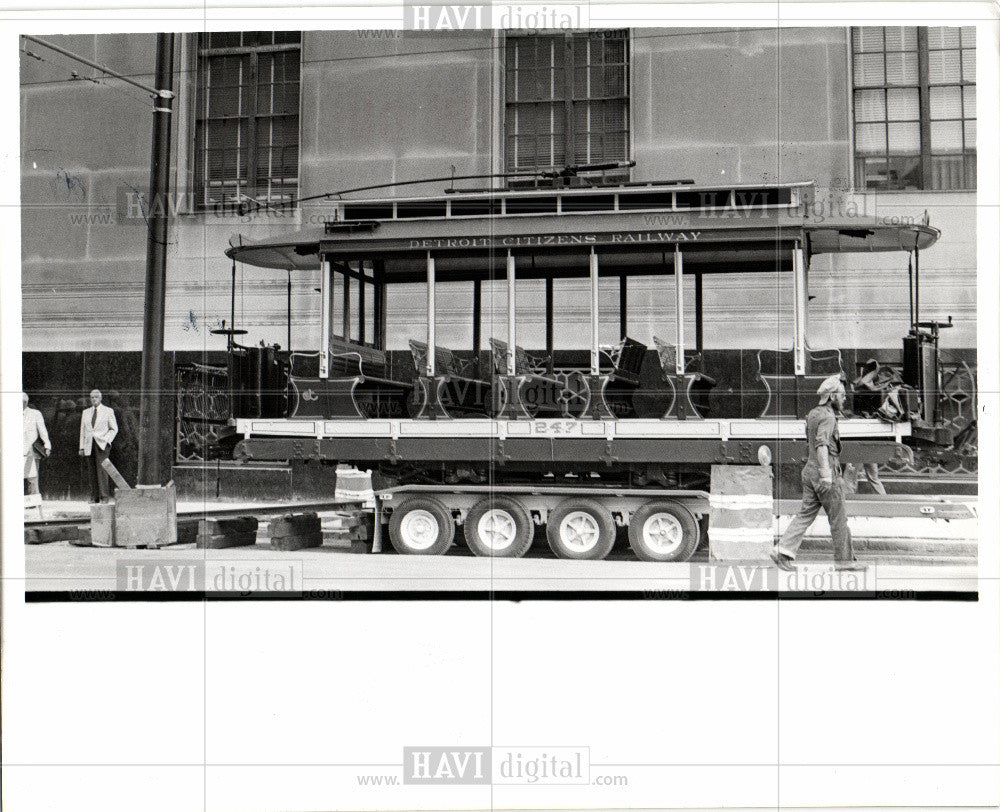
top-left (194, 32), bottom-right (301, 209)
top-left (505, 31), bottom-right (629, 176)
top-left (852, 26), bottom-right (975, 191)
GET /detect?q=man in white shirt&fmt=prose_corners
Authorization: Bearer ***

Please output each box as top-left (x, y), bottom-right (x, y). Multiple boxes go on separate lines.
top-left (23, 392), bottom-right (51, 495)
top-left (79, 389), bottom-right (118, 503)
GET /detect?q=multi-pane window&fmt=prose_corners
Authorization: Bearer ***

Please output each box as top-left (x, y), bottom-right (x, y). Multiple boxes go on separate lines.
top-left (852, 26), bottom-right (976, 190)
top-left (194, 32), bottom-right (301, 209)
top-left (331, 261), bottom-right (377, 348)
top-left (505, 31), bottom-right (629, 177)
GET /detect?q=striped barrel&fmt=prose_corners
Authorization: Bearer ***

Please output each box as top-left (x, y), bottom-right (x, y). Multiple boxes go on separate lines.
top-left (708, 465), bottom-right (774, 561)
top-left (335, 467), bottom-right (375, 506)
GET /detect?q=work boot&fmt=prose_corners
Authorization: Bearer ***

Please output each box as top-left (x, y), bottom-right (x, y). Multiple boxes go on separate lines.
top-left (834, 560), bottom-right (866, 571)
top-left (769, 549), bottom-right (797, 572)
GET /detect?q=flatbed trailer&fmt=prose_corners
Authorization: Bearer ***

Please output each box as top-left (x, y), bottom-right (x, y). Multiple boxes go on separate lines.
top-left (371, 483), bottom-right (975, 562)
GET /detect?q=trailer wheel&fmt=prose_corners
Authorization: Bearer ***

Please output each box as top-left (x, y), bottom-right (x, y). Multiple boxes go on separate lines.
top-left (464, 496), bottom-right (533, 558)
top-left (388, 498), bottom-right (454, 555)
top-left (628, 500), bottom-right (699, 562)
top-left (546, 501), bottom-right (615, 560)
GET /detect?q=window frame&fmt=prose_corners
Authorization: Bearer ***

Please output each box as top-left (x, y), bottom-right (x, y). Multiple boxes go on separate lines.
top-left (194, 32), bottom-right (303, 211)
top-left (502, 30), bottom-right (632, 180)
top-left (850, 25), bottom-right (976, 192)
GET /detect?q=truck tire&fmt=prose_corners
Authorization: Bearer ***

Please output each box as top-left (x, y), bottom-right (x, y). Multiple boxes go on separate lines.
top-left (546, 501), bottom-right (616, 560)
top-left (388, 497), bottom-right (454, 555)
top-left (464, 496), bottom-right (534, 558)
top-left (628, 500), bottom-right (700, 562)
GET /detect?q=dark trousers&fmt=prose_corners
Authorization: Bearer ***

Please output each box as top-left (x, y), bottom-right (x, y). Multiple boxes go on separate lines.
top-left (775, 464), bottom-right (855, 563)
top-left (86, 445), bottom-right (111, 502)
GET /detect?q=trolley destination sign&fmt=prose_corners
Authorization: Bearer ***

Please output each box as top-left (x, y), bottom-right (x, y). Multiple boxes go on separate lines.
top-left (406, 230), bottom-right (703, 250)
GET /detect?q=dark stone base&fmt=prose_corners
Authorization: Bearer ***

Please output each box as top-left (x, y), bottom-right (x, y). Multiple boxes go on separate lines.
top-left (173, 462), bottom-right (293, 502)
top-left (171, 460), bottom-right (337, 502)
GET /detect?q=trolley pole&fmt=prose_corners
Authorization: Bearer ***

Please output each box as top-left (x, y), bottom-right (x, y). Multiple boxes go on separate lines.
top-left (137, 33), bottom-right (175, 485)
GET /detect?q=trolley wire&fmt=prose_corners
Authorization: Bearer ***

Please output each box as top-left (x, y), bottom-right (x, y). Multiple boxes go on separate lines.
top-left (19, 45), bottom-right (155, 113)
top-left (19, 27), bottom-right (780, 90)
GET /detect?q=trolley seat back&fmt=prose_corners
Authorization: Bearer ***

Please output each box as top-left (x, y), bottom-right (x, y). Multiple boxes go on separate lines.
top-left (652, 336), bottom-right (716, 419)
top-left (754, 346), bottom-right (845, 418)
top-left (603, 336), bottom-right (648, 386)
top-left (409, 339), bottom-right (491, 416)
top-left (285, 340), bottom-right (413, 420)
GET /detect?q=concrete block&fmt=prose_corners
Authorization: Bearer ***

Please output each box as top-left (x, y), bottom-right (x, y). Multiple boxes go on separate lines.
top-left (114, 483), bottom-right (177, 548)
top-left (69, 528), bottom-right (93, 547)
top-left (90, 502), bottom-right (116, 547)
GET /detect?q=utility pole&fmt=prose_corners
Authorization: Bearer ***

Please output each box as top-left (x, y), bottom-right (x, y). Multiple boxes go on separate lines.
top-left (136, 33), bottom-right (175, 485)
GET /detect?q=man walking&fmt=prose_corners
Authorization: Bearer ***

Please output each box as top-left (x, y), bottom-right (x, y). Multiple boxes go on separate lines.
top-left (23, 392), bottom-right (51, 495)
top-left (79, 389), bottom-right (118, 503)
top-left (770, 375), bottom-right (864, 571)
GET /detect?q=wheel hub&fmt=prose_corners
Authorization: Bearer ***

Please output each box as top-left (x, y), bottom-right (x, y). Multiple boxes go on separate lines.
top-left (642, 512), bottom-right (684, 554)
top-left (559, 510), bottom-right (600, 552)
top-left (478, 509), bottom-right (517, 550)
top-left (399, 509), bottom-right (439, 551)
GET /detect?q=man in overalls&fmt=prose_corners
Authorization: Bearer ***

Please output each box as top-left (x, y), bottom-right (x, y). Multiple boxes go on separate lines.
top-left (770, 375), bottom-right (864, 571)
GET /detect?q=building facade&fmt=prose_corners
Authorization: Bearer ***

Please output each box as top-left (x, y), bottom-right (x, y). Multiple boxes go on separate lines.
top-left (20, 27), bottom-right (977, 495)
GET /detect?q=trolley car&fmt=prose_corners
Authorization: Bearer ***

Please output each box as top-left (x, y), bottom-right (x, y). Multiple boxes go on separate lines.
top-left (182, 176), bottom-right (952, 561)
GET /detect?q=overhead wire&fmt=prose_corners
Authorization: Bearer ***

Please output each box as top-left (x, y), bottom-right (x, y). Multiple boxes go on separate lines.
top-left (19, 27), bottom-right (775, 90)
top-left (19, 45), bottom-right (154, 112)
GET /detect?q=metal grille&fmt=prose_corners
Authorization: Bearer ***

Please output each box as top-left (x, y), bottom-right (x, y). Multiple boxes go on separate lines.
top-left (175, 364), bottom-right (232, 461)
top-left (883, 359), bottom-right (978, 476)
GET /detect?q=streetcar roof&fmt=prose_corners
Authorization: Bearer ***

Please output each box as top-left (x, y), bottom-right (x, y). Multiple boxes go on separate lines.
top-left (225, 179), bottom-right (940, 272)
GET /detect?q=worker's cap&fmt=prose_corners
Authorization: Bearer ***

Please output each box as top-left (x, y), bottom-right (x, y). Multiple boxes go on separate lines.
top-left (817, 374), bottom-right (846, 404)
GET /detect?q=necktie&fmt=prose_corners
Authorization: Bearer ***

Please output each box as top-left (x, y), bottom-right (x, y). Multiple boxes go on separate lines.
top-left (92, 407), bottom-right (98, 428)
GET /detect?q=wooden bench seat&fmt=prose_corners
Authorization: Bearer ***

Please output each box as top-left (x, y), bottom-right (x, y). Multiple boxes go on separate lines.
top-left (754, 347), bottom-right (844, 418)
top-left (652, 336), bottom-right (717, 419)
top-left (596, 336), bottom-right (649, 417)
top-left (287, 345), bottom-right (413, 420)
top-left (489, 338), bottom-right (587, 419)
top-left (409, 340), bottom-right (491, 418)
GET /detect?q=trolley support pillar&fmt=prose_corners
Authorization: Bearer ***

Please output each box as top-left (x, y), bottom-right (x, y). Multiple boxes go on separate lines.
top-left (792, 242), bottom-right (807, 376)
top-left (426, 252), bottom-right (436, 376)
top-left (582, 248), bottom-right (614, 419)
top-left (319, 257), bottom-right (331, 378)
top-left (589, 247), bottom-right (600, 375)
top-left (673, 245), bottom-right (689, 420)
top-left (497, 251), bottom-right (529, 419)
top-left (416, 251), bottom-right (450, 419)
top-left (506, 251), bottom-right (516, 375)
